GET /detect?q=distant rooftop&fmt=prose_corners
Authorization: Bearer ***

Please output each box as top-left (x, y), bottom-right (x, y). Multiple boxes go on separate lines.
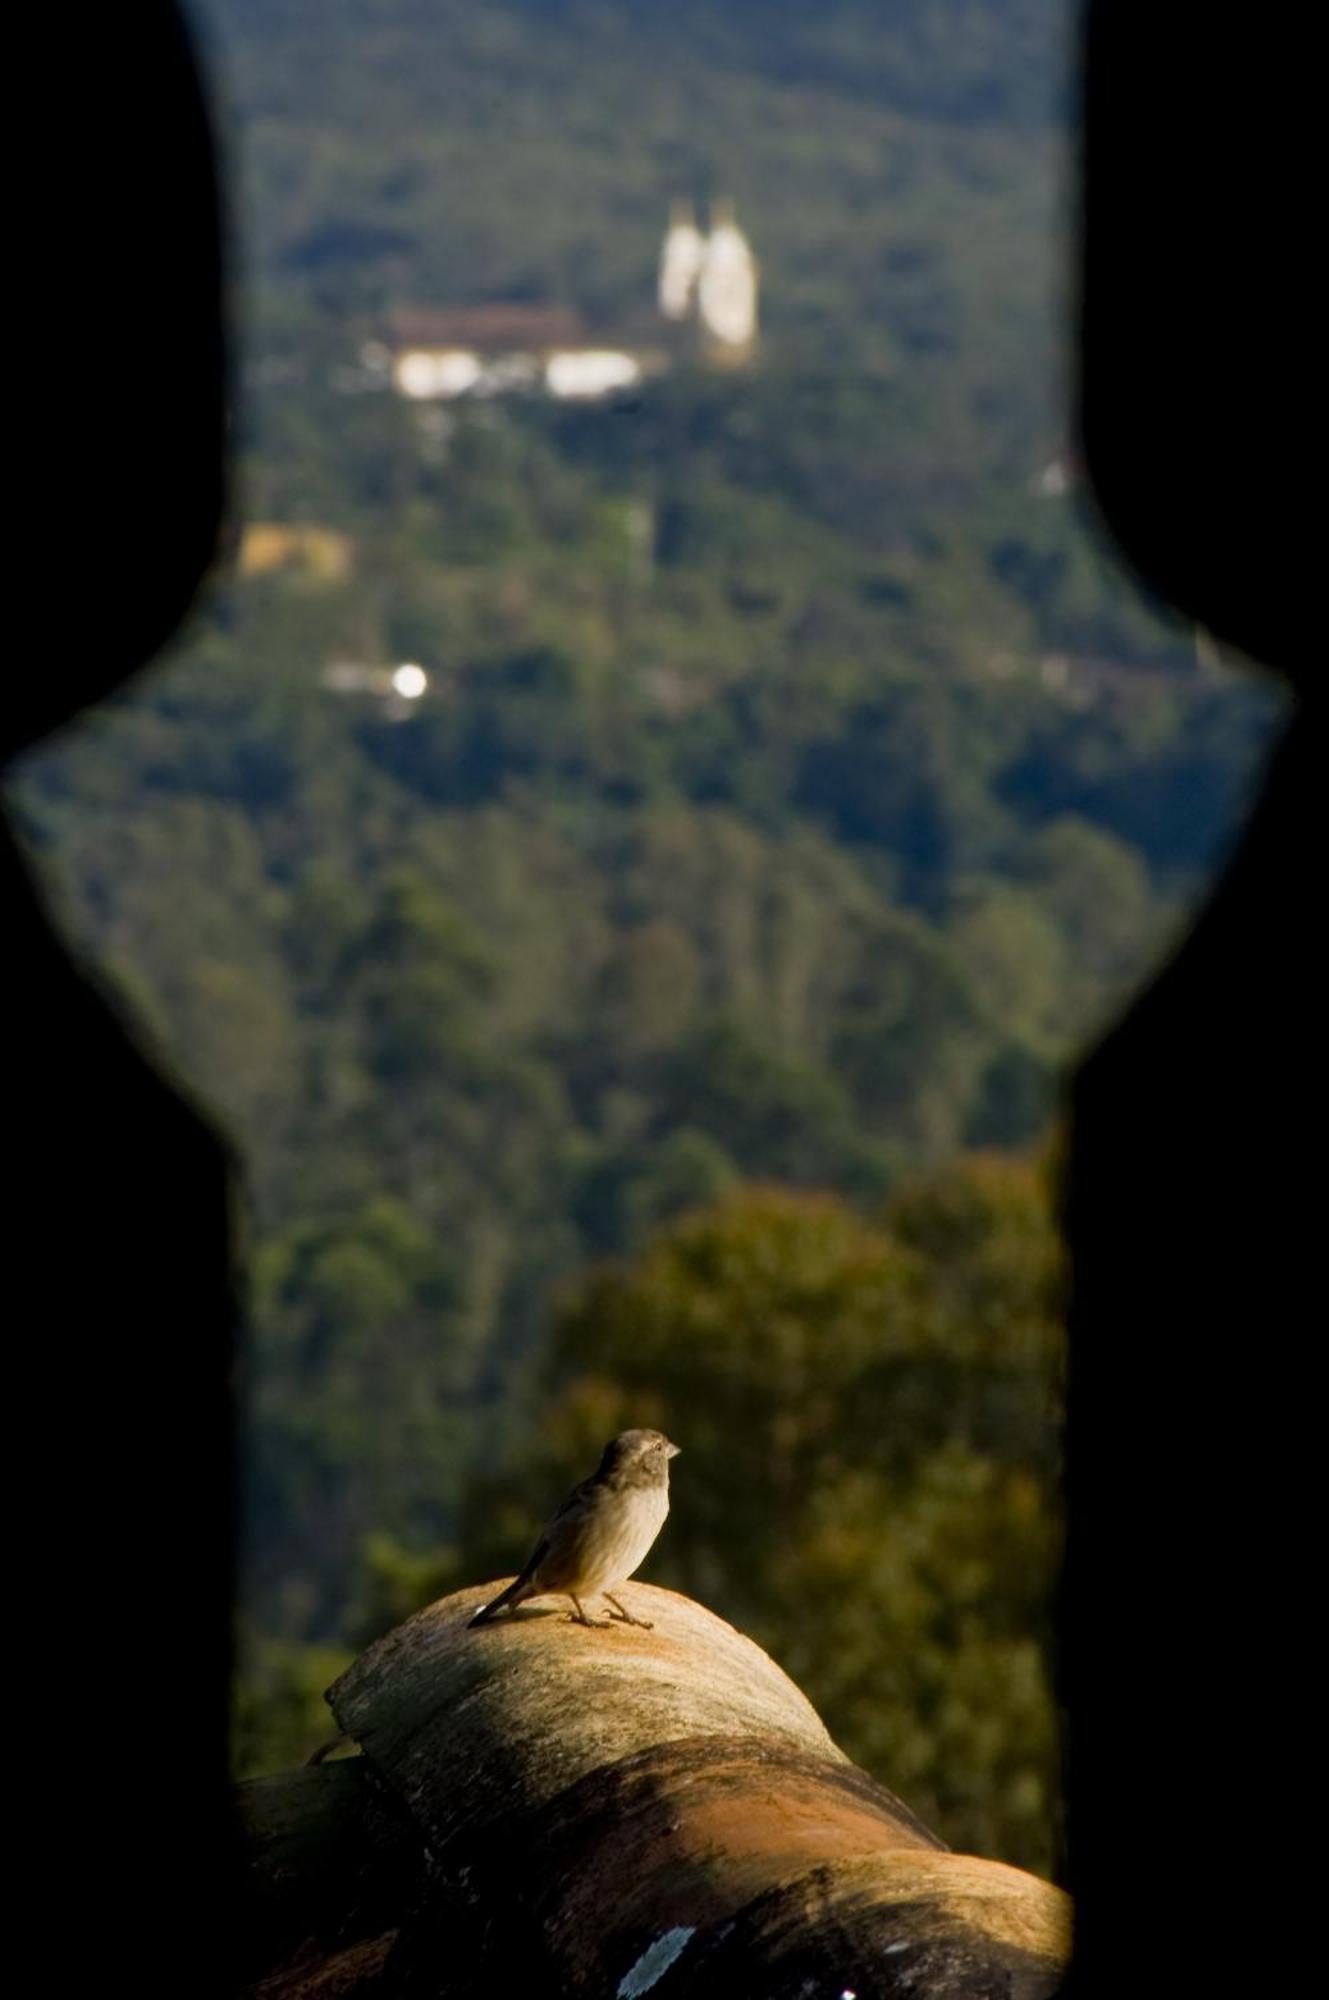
top-left (385, 304), bottom-right (591, 353)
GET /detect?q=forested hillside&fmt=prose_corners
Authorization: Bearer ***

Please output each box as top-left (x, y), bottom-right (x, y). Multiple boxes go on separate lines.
top-left (6, 0), bottom-right (1283, 1875)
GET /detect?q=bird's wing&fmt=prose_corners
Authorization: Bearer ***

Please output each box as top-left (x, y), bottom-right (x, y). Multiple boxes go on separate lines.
top-left (510, 1538), bottom-right (550, 1590)
top-left (514, 1472), bottom-right (600, 1584)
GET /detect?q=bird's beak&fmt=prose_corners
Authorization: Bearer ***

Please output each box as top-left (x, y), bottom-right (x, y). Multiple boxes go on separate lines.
top-left (666, 1441), bottom-right (681, 1458)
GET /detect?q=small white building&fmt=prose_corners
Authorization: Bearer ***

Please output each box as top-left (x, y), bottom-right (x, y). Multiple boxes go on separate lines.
top-left (544, 350), bottom-right (644, 400)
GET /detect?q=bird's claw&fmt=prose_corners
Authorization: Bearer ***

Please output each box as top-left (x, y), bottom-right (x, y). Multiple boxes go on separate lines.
top-left (604, 1596), bottom-right (654, 1628)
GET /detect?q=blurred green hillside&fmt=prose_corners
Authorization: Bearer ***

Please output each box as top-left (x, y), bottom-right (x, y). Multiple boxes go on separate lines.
top-left (7, 0), bottom-right (1283, 1874)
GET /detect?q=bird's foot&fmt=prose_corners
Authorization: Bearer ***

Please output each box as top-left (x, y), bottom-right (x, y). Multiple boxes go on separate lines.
top-left (568, 1598), bottom-right (612, 1627)
top-left (604, 1594), bottom-right (653, 1629)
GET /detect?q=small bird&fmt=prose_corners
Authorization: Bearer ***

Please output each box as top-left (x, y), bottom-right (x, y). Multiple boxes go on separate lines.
top-left (468, 1428), bottom-right (681, 1630)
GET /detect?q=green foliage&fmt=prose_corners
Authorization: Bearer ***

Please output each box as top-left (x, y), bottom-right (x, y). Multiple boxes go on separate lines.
top-left (231, 1628), bottom-right (355, 1775)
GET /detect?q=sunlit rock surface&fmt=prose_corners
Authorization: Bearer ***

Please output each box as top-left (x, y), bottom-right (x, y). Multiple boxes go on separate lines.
top-left (236, 1583), bottom-right (1071, 1996)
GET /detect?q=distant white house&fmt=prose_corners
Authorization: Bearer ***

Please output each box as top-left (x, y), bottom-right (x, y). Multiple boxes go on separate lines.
top-left (544, 350), bottom-right (644, 400)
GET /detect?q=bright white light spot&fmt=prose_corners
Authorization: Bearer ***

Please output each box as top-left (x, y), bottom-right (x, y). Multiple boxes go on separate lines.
top-left (841, 1990), bottom-right (857, 1999)
top-left (391, 664), bottom-right (428, 699)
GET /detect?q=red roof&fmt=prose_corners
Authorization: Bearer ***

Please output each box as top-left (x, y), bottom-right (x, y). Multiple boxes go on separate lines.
top-left (385, 304), bottom-right (591, 352)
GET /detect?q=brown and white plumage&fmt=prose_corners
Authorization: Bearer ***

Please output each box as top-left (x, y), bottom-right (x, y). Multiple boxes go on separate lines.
top-left (467, 1428), bottom-right (680, 1629)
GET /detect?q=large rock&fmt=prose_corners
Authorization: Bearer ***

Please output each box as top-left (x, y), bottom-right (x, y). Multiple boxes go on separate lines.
top-left (236, 1582), bottom-right (1071, 1996)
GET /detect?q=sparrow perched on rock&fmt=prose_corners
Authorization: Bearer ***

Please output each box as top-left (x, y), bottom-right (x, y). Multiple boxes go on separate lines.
top-left (468, 1428), bottom-right (681, 1629)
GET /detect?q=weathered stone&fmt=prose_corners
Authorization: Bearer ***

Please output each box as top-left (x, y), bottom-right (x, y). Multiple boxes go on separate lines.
top-left (235, 1583), bottom-right (1072, 1997)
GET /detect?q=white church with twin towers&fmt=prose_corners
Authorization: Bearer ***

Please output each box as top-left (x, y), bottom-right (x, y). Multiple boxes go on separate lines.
top-left (657, 199), bottom-right (760, 361)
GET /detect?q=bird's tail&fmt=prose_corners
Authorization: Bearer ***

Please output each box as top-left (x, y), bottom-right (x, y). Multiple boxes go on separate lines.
top-left (467, 1577), bottom-right (532, 1628)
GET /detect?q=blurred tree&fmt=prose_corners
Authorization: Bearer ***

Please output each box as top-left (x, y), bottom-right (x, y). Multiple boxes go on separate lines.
top-left (352, 866), bottom-right (497, 1084)
top-left (572, 1126), bottom-right (740, 1255)
top-left (231, 1629), bottom-right (354, 1776)
top-left (660, 1017), bottom-right (860, 1183)
top-left (966, 1038), bottom-right (1056, 1149)
top-left (946, 879), bottom-right (1068, 1049)
top-left (831, 913), bottom-right (990, 1157)
top-left (589, 919), bottom-right (702, 1063)
top-left (249, 1193), bottom-right (469, 1628)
